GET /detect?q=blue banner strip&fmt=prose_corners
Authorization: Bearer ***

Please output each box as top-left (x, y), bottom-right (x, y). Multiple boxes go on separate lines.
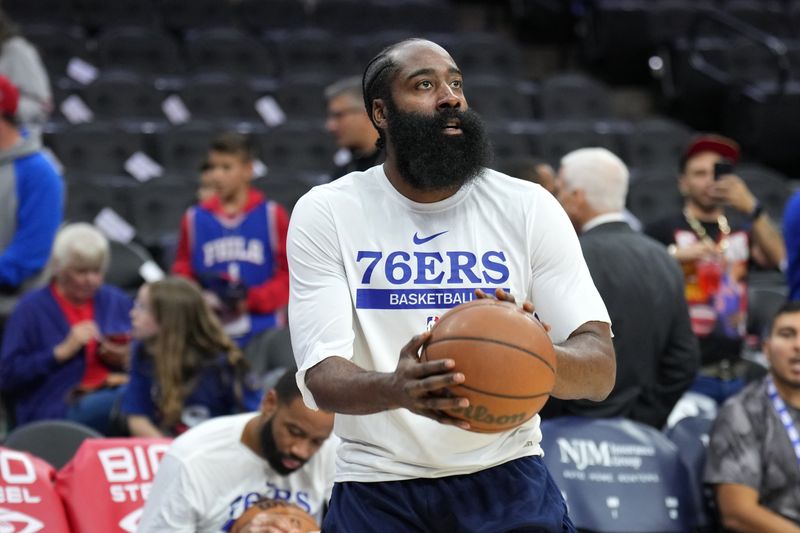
top-left (355, 287), bottom-right (509, 310)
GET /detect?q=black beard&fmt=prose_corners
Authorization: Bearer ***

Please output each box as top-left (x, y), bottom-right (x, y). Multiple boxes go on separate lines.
top-left (385, 100), bottom-right (492, 192)
top-left (259, 418), bottom-right (307, 476)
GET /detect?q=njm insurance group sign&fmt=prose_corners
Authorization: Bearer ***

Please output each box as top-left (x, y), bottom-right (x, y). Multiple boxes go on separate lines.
top-left (541, 418), bottom-right (695, 532)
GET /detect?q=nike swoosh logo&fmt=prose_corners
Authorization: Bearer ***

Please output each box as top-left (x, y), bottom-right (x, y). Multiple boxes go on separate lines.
top-left (413, 231), bottom-right (448, 245)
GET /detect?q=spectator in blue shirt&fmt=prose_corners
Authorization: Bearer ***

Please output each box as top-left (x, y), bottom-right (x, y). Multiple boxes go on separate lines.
top-left (784, 190), bottom-right (800, 301)
top-left (122, 276), bottom-right (261, 437)
top-left (0, 74), bottom-right (62, 293)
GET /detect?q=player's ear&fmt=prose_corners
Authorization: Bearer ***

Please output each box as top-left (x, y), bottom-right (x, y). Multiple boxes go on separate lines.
top-left (260, 389), bottom-right (278, 416)
top-left (372, 99), bottom-right (387, 129)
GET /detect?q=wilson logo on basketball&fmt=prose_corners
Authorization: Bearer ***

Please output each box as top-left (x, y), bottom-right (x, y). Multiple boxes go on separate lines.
top-left (448, 404), bottom-right (527, 426)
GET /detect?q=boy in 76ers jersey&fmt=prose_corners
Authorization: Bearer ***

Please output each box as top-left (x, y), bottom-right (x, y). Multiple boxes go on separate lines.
top-left (173, 132), bottom-right (289, 348)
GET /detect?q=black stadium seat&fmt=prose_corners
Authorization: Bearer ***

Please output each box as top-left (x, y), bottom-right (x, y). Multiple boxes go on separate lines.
top-left (465, 76), bottom-right (536, 121)
top-left (540, 73), bottom-right (613, 120)
top-left (158, 0), bottom-right (240, 31)
top-left (23, 25), bottom-right (92, 77)
top-left (624, 118), bottom-right (692, 170)
top-left (627, 175), bottom-right (685, 227)
top-left (49, 123), bottom-right (144, 176)
top-left (74, 0), bottom-right (157, 32)
top-left (184, 27), bottom-right (278, 78)
top-left (737, 163), bottom-right (793, 220)
top-left (180, 73), bottom-right (260, 122)
top-left (538, 120), bottom-right (627, 165)
top-left (312, 0), bottom-right (385, 34)
top-left (156, 122), bottom-right (216, 174)
top-left (238, 0), bottom-right (308, 32)
top-left (244, 326), bottom-right (297, 380)
top-left (4, 420), bottom-right (101, 470)
top-left (260, 124), bottom-right (336, 172)
top-left (436, 33), bottom-right (525, 78)
top-left (3, 0), bottom-right (76, 26)
top-left (269, 29), bottom-right (358, 78)
top-left (82, 70), bottom-right (164, 122)
top-left (106, 240), bottom-right (155, 296)
top-left (96, 26), bottom-right (182, 76)
top-left (383, 0), bottom-right (456, 33)
top-left (728, 0), bottom-right (793, 38)
top-left (66, 182), bottom-right (117, 224)
top-left (487, 128), bottom-right (539, 163)
top-left (273, 75), bottom-right (330, 121)
top-left (129, 181), bottom-right (196, 245)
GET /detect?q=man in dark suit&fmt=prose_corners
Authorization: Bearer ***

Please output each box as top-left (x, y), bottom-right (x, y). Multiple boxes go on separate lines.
top-left (542, 147), bottom-right (700, 428)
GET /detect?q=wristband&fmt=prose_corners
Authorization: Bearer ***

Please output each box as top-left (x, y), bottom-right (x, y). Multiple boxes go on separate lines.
top-left (750, 201), bottom-right (764, 220)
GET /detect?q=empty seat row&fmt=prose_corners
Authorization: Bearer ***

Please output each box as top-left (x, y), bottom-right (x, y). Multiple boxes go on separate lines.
top-left (581, 0), bottom-right (800, 83)
top-left (49, 71), bottom-right (618, 128)
top-left (45, 121), bottom-right (338, 175)
top-left (29, 26), bottom-right (523, 80)
top-left (65, 173), bottom-right (318, 244)
top-left (43, 117), bottom-right (694, 180)
top-left (6, 0), bottom-right (454, 34)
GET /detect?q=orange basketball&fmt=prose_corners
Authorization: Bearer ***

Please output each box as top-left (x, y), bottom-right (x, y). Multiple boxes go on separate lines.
top-left (230, 499), bottom-right (320, 533)
top-left (422, 298), bottom-right (557, 433)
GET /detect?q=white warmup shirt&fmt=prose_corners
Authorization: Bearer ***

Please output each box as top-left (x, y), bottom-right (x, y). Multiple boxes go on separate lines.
top-left (288, 166), bottom-right (610, 482)
top-left (138, 413), bottom-right (337, 533)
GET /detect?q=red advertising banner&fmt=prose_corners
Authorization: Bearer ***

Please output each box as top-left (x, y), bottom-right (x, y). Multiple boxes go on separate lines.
top-left (0, 446), bottom-right (70, 533)
top-left (56, 438), bottom-right (172, 533)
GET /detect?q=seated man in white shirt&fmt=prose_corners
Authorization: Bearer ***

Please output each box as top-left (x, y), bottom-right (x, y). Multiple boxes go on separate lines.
top-left (139, 370), bottom-right (336, 533)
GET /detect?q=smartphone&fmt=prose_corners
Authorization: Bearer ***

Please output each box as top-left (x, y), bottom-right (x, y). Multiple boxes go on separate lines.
top-left (713, 160), bottom-right (734, 181)
top-left (105, 332), bottom-right (132, 345)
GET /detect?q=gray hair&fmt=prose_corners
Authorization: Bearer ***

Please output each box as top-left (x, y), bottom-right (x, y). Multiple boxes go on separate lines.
top-left (324, 76), bottom-right (363, 102)
top-left (51, 223), bottom-right (110, 272)
top-left (560, 148), bottom-right (629, 212)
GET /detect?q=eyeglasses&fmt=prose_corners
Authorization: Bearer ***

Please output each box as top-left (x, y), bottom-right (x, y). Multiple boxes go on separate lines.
top-left (326, 108), bottom-right (363, 121)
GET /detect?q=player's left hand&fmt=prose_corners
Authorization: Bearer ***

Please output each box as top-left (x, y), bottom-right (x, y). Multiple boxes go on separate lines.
top-left (475, 288), bottom-right (551, 332)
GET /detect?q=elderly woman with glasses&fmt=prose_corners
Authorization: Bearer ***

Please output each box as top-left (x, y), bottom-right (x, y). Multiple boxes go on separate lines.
top-left (0, 223), bottom-right (133, 433)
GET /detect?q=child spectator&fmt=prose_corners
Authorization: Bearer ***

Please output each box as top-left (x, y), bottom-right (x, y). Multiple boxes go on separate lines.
top-left (173, 132), bottom-right (289, 349)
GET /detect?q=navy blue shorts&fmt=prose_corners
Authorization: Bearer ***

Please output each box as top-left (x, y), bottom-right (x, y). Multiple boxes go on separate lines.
top-left (323, 456), bottom-right (576, 532)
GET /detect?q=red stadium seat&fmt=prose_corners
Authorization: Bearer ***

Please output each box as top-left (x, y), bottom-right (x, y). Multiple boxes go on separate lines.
top-left (0, 446), bottom-right (71, 533)
top-left (56, 438), bottom-right (172, 533)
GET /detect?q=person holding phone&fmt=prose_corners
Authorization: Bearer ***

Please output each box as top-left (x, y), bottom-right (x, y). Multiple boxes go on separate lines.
top-left (0, 223), bottom-right (133, 433)
top-left (645, 134), bottom-right (785, 405)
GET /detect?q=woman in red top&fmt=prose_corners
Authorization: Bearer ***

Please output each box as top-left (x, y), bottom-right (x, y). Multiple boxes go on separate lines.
top-left (0, 223), bottom-right (133, 433)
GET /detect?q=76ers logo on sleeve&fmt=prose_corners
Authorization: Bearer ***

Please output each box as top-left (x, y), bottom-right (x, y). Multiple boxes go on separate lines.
top-left (426, 316), bottom-right (439, 330)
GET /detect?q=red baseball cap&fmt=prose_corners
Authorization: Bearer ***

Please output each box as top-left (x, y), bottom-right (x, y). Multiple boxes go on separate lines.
top-left (683, 134), bottom-right (741, 164)
top-left (0, 75), bottom-right (19, 117)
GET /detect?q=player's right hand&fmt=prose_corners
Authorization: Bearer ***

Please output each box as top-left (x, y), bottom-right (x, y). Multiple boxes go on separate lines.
top-left (389, 332), bottom-right (471, 429)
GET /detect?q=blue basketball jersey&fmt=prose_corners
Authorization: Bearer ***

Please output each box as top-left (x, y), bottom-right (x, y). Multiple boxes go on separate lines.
top-left (188, 198), bottom-right (282, 340)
